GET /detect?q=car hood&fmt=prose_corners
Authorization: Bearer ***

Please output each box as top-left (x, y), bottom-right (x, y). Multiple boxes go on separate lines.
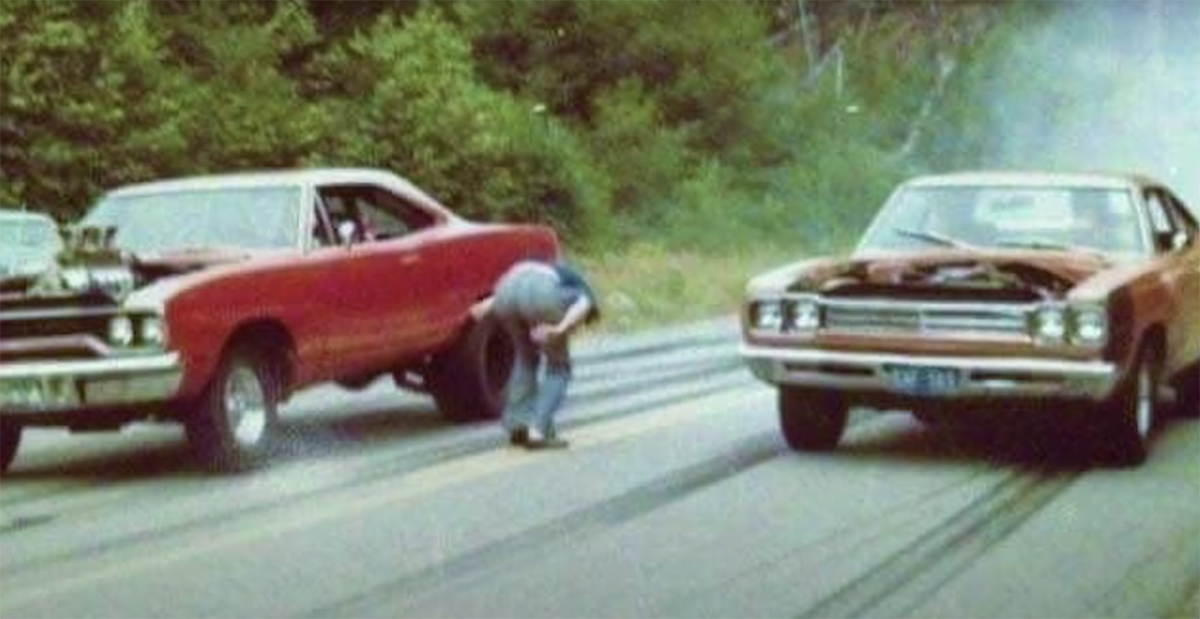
top-left (775, 249), bottom-right (1115, 302)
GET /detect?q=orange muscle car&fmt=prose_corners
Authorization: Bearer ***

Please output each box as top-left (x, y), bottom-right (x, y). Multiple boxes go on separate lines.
top-left (741, 171), bottom-right (1199, 466)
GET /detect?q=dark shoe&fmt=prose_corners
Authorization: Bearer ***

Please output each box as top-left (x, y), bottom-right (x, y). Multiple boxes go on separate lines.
top-left (525, 437), bottom-right (569, 450)
top-left (508, 427), bottom-right (529, 446)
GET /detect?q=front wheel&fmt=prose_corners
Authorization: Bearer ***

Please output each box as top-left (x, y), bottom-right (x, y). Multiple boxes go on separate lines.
top-left (427, 316), bottom-right (514, 423)
top-left (779, 387), bottom-right (848, 451)
top-left (1095, 343), bottom-right (1161, 467)
top-left (0, 421), bottom-right (21, 476)
top-left (185, 345), bottom-right (280, 473)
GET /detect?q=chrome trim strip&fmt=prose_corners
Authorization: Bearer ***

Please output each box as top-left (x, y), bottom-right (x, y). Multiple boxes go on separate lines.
top-left (740, 344), bottom-right (1112, 376)
top-left (0, 335), bottom-right (114, 357)
top-left (0, 306), bottom-right (118, 321)
top-left (0, 353), bottom-right (181, 380)
top-left (740, 343), bottom-right (1118, 400)
top-left (816, 296), bottom-right (1039, 314)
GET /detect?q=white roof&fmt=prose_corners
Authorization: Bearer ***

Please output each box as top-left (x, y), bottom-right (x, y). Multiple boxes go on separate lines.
top-left (905, 170), bottom-right (1158, 191)
top-left (104, 168), bottom-right (454, 218)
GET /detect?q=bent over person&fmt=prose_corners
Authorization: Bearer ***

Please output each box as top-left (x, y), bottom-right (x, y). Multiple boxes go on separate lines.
top-left (472, 260), bottom-right (599, 449)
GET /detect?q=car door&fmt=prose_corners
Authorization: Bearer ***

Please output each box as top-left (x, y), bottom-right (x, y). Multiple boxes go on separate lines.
top-left (307, 184), bottom-right (434, 377)
top-left (1145, 188), bottom-right (1200, 375)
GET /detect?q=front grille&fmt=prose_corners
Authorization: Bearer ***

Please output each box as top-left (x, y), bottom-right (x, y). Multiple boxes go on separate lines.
top-left (1, 294), bottom-right (119, 362)
top-left (822, 300), bottom-right (1030, 339)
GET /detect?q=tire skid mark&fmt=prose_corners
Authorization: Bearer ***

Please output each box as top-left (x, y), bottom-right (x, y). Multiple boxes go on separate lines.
top-left (304, 433), bottom-right (785, 618)
top-left (0, 348), bottom-right (739, 515)
top-left (797, 470), bottom-right (1080, 619)
top-left (0, 371), bottom-right (751, 577)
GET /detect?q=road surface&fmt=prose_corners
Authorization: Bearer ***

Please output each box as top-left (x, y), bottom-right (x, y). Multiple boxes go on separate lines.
top-left (1, 319), bottom-right (1197, 618)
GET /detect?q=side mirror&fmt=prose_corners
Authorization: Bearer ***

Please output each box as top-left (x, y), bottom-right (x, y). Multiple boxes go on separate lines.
top-left (337, 220), bottom-right (358, 246)
top-left (1171, 231), bottom-right (1189, 251)
top-left (1154, 230), bottom-right (1189, 252)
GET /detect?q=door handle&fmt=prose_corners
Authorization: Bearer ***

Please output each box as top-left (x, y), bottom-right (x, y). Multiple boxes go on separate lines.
top-left (401, 253), bottom-right (421, 266)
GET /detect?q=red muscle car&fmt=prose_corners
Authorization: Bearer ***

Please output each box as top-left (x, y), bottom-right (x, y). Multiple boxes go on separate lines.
top-left (741, 171), bottom-right (1200, 466)
top-left (0, 169), bottom-right (559, 473)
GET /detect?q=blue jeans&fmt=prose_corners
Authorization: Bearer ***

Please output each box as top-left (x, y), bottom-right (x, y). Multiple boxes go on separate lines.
top-left (501, 317), bottom-right (572, 438)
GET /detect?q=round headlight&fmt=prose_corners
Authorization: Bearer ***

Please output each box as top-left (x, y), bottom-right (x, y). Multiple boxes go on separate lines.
top-left (1032, 306), bottom-right (1066, 343)
top-left (109, 316), bottom-right (134, 347)
top-left (139, 316), bottom-right (165, 346)
top-left (790, 298), bottom-right (821, 331)
top-left (754, 300), bottom-right (784, 332)
top-left (1071, 307), bottom-right (1108, 346)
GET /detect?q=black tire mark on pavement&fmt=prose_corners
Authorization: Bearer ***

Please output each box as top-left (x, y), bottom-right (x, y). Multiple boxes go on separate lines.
top-left (304, 433), bottom-right (785, 618)
top-left (0, 372), bottom-right (751, 576)
top-left (798, 470), bottom-right (1080, 619)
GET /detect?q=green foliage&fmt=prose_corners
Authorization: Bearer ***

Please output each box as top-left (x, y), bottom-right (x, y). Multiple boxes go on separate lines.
top-left (1, 0), bottom-right (1027, 260)
top-left (304, 8), bottom-right (610, 237)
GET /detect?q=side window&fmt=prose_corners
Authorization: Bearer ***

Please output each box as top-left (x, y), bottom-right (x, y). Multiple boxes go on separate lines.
top-left (368, 187), bottom-right (437, 236)
top-left (312, 198), bottom-right (337, 247)
top-left (314, 184), bottom-right (438, 245)
top-left (1163, 192), bottom-right (1198, 248)
top-left (1144, 190), bottom-right (1178, 252)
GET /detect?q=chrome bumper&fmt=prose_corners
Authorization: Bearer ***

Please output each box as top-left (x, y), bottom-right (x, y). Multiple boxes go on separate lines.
top-left (740, 344), bottom-right (1119, 401)
top-left (0, 354), bottom-right (183, 414)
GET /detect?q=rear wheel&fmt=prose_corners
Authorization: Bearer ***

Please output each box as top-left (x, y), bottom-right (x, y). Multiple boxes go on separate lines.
top-left (186, 345), bottom-right (280, 473)
top-left (779, 387), bottom-right (848, 451)
top-left (427, 316), bottom-right (514, 423)
top-left (0, 421), bottom-right (21, 476)
top-left (1095, 343), bottom-right (1161, 467)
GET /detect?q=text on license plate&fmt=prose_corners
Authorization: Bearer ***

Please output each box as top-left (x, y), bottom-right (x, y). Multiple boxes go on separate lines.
top-left (882, 365), bottom-right (964, 396)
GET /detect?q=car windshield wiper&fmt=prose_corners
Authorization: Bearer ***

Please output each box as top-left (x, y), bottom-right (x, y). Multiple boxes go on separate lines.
top-left (997, 238), bottom-right (1105, 256)
top-left (893, 227), bottom-right (975, 250)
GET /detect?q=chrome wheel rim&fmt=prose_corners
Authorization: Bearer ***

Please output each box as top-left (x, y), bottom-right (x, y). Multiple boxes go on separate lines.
top-left (1134, 361), bottom-right (1153, 440)
top-left (224, 364), bottom-right (268, 449)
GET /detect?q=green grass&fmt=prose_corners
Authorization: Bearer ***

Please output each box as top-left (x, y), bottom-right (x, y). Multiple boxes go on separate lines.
top-left (574, 241), bottom-right (803, 334)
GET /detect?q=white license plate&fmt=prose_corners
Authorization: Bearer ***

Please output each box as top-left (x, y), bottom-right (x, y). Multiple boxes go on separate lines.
top-left (883, 365), bottom-right (964, 396)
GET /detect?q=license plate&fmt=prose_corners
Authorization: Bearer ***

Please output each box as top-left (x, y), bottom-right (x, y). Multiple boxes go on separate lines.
top-left (0, 378), bottom-right (46, 408)
top-left (883, 365), bottom-right (963, 396)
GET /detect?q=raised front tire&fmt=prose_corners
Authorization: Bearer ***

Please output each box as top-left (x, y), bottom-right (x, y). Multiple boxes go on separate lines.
top-left (427, 316), bottom-right (514, 423)
top-left (779, 386), bottom-right (848, 451)
top-left (0, 421), bottom-right (21, 476)
top-left (185, 345), bottom-right (280, 473)
top-left (1174, 364), bottom-right (1199, 419)
top-left (1095, 343), bottom-right (1161, 467)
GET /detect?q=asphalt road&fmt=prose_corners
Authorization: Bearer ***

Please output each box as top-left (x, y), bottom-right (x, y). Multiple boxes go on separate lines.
top-left (1, 318), bottom-right (1197, 619)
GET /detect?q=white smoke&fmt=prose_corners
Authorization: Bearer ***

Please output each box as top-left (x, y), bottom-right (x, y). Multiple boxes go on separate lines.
top-left (980, 0), bottom-right (1200, 210)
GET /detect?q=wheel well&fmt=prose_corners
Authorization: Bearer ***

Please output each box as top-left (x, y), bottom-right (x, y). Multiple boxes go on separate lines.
top-left (1140, 324), bottom-right (1166, 361)
top-left (224, 320), bottom-right (297, 398)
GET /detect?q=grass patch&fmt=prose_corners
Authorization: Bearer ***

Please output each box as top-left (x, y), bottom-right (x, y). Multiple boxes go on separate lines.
top-left (574, 241), bottom-right (804, 333)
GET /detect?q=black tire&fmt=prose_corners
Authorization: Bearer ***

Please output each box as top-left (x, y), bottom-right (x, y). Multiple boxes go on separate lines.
top-left (0, 421), bottom-right (21, 476)
top-left (427, 316), bottom-right (514, 423)
top-left (1095, 343), bottom-right (1161, 467)
top-left (779, 386), bottom-right (848, 451)
top-left (185, 345), bottom-right (280, 473)
top-left (1174, 364), bottom-right (1199, 419)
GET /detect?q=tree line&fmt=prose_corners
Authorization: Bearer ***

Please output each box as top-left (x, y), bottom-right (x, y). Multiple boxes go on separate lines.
top-left (1, 0), bottom-right (1026, 249)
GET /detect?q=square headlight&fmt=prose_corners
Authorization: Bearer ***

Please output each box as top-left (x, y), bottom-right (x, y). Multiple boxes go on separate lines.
top-left (754, 300), bottom-right (784, 332)
top-left (1031, 306), bottom-right (1066, 343)
top-left (108, 316), bottom-right (134, 347)
top-left (139, 316), bottom-right (166, 346)
top-left (789, 297), bottom-right (821, 331)
top-left (1069, 306), bottom-right (1108, 347)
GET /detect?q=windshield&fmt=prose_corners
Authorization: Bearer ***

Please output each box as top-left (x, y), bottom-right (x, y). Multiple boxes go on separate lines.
top-left (857, 186), bottom-right (1147, 257)
top-left (0, 217), bottom-right (62, 267)
top-left (83, 186), bottom-right (302, 254)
